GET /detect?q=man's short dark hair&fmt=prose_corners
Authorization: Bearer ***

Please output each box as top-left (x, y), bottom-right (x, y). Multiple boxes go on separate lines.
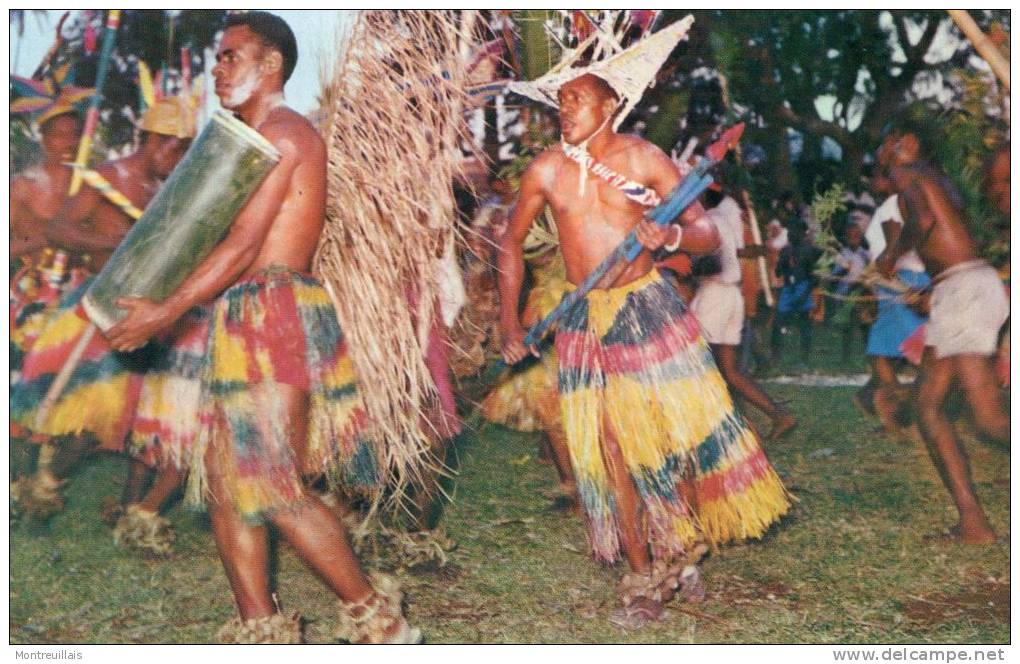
top-left (224, 11), bottom-right (298, 84)
top-left (880, 108), bottom-right (940, 159)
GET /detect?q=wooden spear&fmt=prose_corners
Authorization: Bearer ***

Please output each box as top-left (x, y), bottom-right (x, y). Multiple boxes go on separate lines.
top-left (947, 10), bottom-right (1010, 92)
top-left (32, 324), bottom-right (97, 433)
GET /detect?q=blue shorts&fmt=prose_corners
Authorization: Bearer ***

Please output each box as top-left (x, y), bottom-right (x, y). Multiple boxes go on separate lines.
top-left (777, 281), bottom-right (814, 314)
top-left (866, 269), bottom-right (931, 358)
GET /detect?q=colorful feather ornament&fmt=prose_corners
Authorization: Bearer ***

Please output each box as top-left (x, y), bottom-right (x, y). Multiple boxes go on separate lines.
top-left (10, 62), bottom-right (94, 127)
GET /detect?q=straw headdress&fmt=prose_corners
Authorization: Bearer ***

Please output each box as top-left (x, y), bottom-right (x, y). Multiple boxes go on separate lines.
top-left (136, 98), bottom-right (196, 139)
top-left (315, 11), bottom-right (482, 514)
top-left (508, 14), bottom-right (694, 131)
top-left (135, 61), bottom-right (199, 139)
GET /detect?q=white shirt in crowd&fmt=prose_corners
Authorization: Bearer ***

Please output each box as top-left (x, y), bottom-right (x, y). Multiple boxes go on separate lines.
top-left (865, 195), bottom-right (926, 273)
top-left (704, 196), bottom-right (745, 285)
top-left (766, 219), bottom-right (788, 251)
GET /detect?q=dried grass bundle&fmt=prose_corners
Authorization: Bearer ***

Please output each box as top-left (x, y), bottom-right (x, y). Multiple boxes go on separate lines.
top-left (314, 10), bottom-right (480, 511)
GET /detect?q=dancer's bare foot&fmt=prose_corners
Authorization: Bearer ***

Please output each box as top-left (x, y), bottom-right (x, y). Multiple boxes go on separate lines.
top-left (768, 412), bottom-right (798, 442)
top-left (873, 385), bottom-right (912, 437)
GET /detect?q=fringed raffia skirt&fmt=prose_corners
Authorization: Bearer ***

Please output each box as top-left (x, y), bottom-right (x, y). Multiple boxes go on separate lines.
top-left (127, 305), bottom-right (211, 468)
top-left (10, 279), bottom-right (146, 452)
top-left (186, 266), bottom-right (378, 523)
top-left (555, 269), bottom-right (791, 564)
top-left (481, 270), bottom-right (569, 433)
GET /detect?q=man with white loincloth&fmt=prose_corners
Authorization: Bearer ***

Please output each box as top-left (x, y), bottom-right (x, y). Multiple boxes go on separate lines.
top-left (876, 119), bottom-right (1008, 545)
top-left (691, 188), bottom-right (796, 440)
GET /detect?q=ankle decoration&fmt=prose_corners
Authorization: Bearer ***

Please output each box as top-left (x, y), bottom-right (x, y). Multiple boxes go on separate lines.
top-left (216, 612), bottom-right (302, 644)
top-left (391, 527), bottom-right (457, 568)
top-left (334, 573), bottom-right (422, 644)
top-left (617, 543), bottom-right (709, 606)
top-left (10, 472), bottom-right (65, 520)
top-left (112, 505), bottom-right (174, 557)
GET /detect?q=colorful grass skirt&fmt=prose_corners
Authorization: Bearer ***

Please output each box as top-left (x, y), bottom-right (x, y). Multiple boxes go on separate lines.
top-left (10, 266), bottom-right (91, 373)
top-left (186, 266), bottom-right (378, 523)
top-left (10, 278), bottom-right (146, 453)
top-left (127, 305), bottom-right (211, 468)
top-left (555, 269), bottom-right (791, 563)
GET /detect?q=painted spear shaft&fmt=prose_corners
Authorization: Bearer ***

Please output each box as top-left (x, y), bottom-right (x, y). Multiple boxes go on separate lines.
top-left (68, 9), bottom-right (121, 196)
top-left (519, 124), bottom-right (745, 349)
top-left (522, 171), bottom-right (713, 347)
top-left (33, 323), bottom-right (97, 431)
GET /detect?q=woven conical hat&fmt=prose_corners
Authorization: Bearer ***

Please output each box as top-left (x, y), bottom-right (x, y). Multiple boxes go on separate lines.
top-left (508, 14), bottom-right (693, 130)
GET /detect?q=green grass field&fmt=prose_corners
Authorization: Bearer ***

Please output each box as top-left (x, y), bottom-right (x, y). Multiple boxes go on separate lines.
top-left (9, 325), bottom-right (1010, 644)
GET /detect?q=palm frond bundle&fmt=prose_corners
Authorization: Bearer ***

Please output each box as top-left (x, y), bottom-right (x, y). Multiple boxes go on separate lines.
top-left (315, 10), bottom-right (481, 510)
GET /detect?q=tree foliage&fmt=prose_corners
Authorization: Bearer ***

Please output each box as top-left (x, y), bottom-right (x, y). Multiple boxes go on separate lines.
top-left (593, 10), bottom-right (1007, 209)
top-left (677, 10), bottom-right (1008, 199)
top-left (501, 10), bottom-right (1009, 256)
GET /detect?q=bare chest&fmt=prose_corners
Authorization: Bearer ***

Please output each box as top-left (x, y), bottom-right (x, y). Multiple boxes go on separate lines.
top-left (19, 172), bottom-right (70, 221)
top-left (546, 169), bottom-right (646, 239)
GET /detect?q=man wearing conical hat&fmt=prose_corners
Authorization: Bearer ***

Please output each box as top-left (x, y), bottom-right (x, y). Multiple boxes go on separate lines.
top-left (499, 13), bottom-right (791, 629)
top-left (11, 93), bottom-right (194, 536)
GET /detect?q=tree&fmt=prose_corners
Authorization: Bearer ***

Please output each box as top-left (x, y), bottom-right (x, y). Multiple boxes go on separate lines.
top-left (679, 10), bottom-right (1009, 199)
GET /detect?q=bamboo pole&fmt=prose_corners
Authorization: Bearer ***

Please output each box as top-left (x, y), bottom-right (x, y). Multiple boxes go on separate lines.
top-left (68, 10), bottom-right (121, 196)
top-left (948, 10), bottom-right (1010, 92)
top-left (718, 72), bottom-right (774, 307)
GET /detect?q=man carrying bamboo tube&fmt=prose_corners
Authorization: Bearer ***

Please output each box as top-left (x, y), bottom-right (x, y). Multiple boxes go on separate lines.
top-left (500, 16), bottom-right (791, 630)
top-left (104, 12), bottom-right (418, 644)
top-left (10, 97), bottom-right (193, 537)
top-left (875, 119), bottom-right (1008, 545)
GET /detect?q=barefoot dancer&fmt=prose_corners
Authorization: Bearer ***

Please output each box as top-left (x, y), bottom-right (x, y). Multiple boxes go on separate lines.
top-left (857, 189), bottom-right (931, 435)
top-left (501, 16), bottom-right (790, 629)
top-left (106, 13), bottom-right (418, 643)
top-left (690, 189), bottom-right (797, 441)
top-left (876, 120), bottom-right (1009, 545)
